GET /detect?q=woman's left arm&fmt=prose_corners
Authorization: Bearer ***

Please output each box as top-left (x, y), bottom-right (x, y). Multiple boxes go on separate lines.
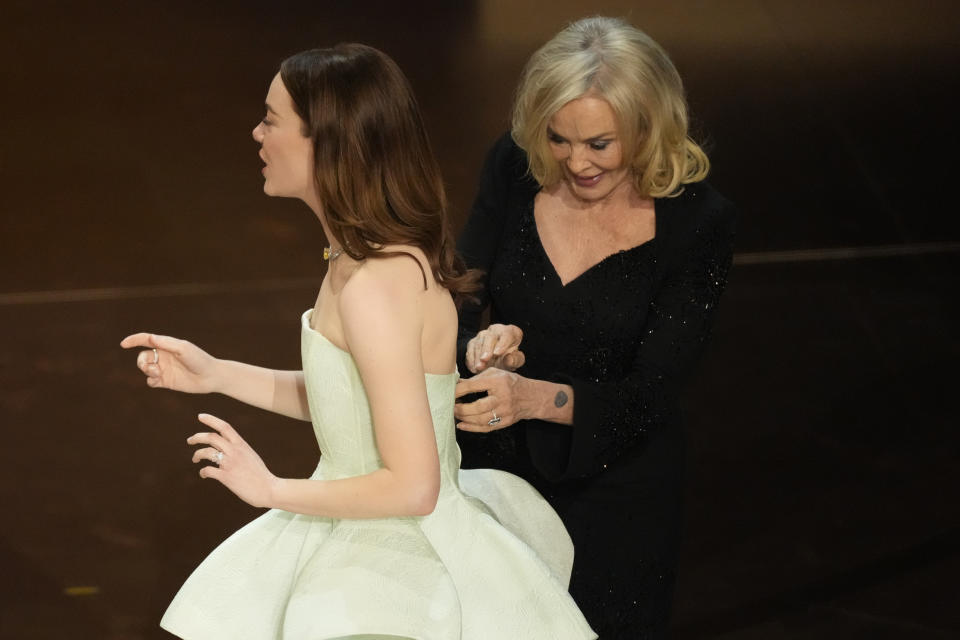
top-left (546, 198), bottom-right (737, 480)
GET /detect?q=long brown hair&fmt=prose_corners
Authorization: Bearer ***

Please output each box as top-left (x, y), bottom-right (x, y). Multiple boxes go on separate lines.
top-left (280, 44), bottom-right (479, 304)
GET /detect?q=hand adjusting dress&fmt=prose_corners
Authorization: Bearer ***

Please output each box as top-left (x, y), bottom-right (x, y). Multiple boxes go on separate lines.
top-left (160, 310), bottom-right (596, 640)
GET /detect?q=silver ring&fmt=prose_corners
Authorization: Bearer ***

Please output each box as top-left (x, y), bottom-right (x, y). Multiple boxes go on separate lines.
top-left (487, 411), bottom-right (501, 426)
top-left (214, 450), bottom-right (224, 466)
top-left (151, 348), bottom-right (159, 364)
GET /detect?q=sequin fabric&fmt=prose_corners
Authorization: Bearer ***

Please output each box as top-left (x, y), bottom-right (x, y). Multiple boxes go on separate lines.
top-left (457, 133), bottom-right (737, 637)
top-left (585, 195), bottom-right (736, 475)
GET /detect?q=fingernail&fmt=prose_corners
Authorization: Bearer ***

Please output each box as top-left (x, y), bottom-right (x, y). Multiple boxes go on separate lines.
top-left (481, 352), bottom-right (489, 359)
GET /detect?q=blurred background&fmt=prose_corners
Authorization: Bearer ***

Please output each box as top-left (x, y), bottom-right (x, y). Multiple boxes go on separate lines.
top-left (1, 1), bottom-right (957, 638)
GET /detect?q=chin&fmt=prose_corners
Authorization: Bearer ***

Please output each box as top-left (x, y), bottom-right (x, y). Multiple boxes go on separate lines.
top-left (572, 177), bottom-right (628, 203)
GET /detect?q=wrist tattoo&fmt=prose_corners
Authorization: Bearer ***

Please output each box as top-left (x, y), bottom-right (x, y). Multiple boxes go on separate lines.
top-left (554, 390), bottom-right (568, 408)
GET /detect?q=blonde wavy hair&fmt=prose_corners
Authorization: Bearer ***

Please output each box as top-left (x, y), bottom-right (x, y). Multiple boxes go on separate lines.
top-left (511, 16), bottom-right (709, 198)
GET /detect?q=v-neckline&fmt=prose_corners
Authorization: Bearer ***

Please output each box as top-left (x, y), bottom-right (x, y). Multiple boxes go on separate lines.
top-left (529, 195), bottom-right (658, 289)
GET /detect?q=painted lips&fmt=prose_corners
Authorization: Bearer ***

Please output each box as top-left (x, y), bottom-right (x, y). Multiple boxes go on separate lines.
top-left (573, 173), bottom-right (602, 188)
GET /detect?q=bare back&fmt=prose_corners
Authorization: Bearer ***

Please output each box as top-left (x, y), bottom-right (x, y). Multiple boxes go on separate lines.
top-left (310, 246), bottom-right (458, 376)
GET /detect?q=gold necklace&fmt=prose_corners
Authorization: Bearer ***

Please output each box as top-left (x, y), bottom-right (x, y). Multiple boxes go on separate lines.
top-left (323, 246), bottom-right (344, 261)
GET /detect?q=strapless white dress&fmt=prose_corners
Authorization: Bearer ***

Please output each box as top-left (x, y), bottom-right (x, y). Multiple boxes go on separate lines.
top-left (159, 310), bottom-right (596, 639)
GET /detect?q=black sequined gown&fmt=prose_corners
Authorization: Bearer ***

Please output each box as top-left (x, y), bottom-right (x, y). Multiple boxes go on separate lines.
top-left (456, 134), bottom-right (736, 638)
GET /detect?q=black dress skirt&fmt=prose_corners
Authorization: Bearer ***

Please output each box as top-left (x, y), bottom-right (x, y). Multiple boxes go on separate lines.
top-left (456, 134), bottom-right (737, 638)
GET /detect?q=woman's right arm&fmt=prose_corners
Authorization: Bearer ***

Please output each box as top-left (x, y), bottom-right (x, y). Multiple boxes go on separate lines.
top-left (217, 360), bottom-right (309, 421)
top-left (120, 333), bottom-right (310, 421)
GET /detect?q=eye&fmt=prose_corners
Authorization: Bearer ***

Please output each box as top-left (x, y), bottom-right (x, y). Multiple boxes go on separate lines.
top-left (547, 131), bottom-right (566, 145)
top-left (261, 117), bottom-right (273, 127)
top-left (590, 140), bottom-right (611, 151)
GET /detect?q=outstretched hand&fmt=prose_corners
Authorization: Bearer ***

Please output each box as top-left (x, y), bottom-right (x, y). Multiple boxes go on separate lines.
top-left (465, 323), bottom-right (525, 373)
top-left (188, 413), bottom-right (278, 508)
top-left (120, 332), bottom-right (220, 394)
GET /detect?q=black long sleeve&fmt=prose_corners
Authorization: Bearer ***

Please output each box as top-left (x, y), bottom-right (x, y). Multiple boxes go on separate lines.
top-left (541, 198), bottom-right (736, 479)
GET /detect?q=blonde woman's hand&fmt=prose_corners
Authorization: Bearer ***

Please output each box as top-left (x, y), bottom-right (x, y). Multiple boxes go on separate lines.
top-left (465, 323), bottom-right (525, 373)
top-left (454, 367), bottom-right (531, 431)
top-left (120, 332), bottom-right (220, 394)
top-left (188, 413), bottom-right (279, 508)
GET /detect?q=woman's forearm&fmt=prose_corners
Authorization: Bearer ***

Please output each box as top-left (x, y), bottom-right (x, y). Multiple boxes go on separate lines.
top-left (269, 468), bottom-right (438, 518)
top-left (215, 360), bottom-right (311, 421)
top-left (525, 378), bottom-right (574, 426)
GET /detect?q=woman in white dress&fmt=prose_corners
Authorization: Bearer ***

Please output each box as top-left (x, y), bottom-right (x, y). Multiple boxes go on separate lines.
top-left (121, 43), bottom-right (596, 640)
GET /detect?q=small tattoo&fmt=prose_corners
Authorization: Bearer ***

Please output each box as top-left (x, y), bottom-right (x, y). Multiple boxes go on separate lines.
top-left (554, 390), bottom-right (568, 408)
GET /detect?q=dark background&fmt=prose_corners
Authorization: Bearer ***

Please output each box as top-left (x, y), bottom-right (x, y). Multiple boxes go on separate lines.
top-left (1, 1), bottom-right (957, 638)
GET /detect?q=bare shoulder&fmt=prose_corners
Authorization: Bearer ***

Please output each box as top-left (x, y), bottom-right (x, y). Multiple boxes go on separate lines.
top-left (338, 249), bottom-right (426, 333)
top-left (345, 247), bottom-right (426, 295)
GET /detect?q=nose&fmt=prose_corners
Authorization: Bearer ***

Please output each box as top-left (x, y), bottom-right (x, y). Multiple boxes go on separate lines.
top-left (566, 144), bottom-right (592, 174)
top-left (252, 122), bottom-right (264, 143)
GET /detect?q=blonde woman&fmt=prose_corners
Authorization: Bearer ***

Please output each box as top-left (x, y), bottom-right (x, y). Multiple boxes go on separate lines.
top-left (454, 16), bottom-right (737, 637)
top-left (123, 44), bottom-right (595, 639)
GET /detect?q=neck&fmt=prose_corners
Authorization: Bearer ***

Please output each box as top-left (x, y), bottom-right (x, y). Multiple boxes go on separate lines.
top-left (557, 179), bottom-right (647, 214)
top-left (302, 193), bottom-right (341, 256)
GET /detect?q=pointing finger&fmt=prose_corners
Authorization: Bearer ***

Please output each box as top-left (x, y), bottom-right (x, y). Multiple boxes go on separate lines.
top-left (121, 332), bottom-right (182, 354)
top-left (150, 334), bottom-right (184, 355)
top-left (120, 332), bottom-right (153, 349)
